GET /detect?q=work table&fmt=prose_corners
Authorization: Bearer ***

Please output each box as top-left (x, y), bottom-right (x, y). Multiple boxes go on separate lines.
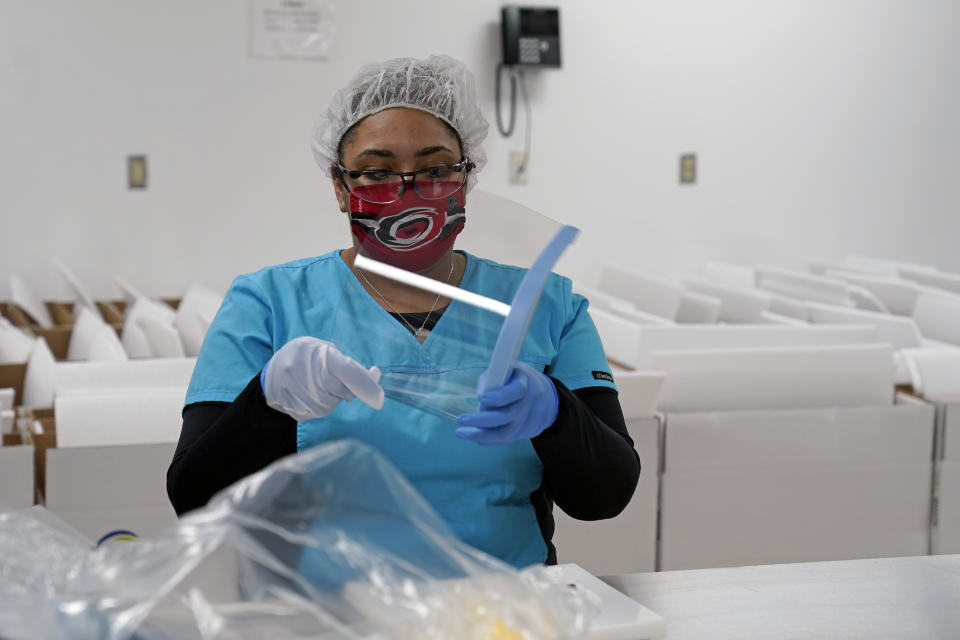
top-left (602, 554), bottom-right (960, 639)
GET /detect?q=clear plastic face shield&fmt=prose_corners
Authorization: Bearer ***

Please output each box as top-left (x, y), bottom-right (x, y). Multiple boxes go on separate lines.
top-left (334, 181), bottom-right (578, 422)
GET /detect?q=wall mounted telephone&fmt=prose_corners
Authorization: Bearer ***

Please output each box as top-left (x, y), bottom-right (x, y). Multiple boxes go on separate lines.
top-left (496, 5), bottom-right (560, 177)
top-left (501, 5), bottom-right (561, 67)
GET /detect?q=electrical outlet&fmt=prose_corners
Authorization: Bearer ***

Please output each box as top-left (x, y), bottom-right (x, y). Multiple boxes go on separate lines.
top-left (679, 153), bottom-right (696, 185)
top-left (128, 155), bottom-right (147, 189)
top-left (509, 150), bottom-right (529, 185)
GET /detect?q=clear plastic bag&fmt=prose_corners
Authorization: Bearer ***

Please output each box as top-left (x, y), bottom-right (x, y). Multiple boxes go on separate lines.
top-left (0, 439), bottom-right (594, 639)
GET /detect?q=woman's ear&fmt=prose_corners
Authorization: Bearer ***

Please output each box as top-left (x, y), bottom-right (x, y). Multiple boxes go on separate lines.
top-left (330, 164), bottom-right (349, 213)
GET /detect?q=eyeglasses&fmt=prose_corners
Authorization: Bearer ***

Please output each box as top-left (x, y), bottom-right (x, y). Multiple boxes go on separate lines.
top-left (336, 158), bottom-right (475, 204)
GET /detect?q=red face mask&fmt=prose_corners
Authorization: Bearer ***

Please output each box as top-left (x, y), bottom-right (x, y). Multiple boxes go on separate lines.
top-left (348, 182), bottom-right (466, 272)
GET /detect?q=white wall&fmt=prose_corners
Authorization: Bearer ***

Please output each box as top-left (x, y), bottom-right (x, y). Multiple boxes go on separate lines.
top-left (2, 0), bottom-right (958, 299)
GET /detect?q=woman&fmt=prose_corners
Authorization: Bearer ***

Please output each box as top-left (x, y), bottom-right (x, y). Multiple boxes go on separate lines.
top-left (167, 55), bottom-right (640, 569)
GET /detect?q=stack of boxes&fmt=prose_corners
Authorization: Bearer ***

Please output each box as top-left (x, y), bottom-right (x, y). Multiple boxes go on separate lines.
top-left (552, 257), bottom-right (960, 571)
top-left (0, 275), bottom-right (212, 541)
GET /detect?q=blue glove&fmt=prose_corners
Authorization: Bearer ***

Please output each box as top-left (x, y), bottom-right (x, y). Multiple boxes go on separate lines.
top-left (455, 362), bottom-right (559, 446)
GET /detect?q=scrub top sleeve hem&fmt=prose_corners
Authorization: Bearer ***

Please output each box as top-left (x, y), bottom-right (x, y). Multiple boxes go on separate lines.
top-left (555, 375), bottom-right (617, 393)
top-left (184, 390), bottom-right (248, 406)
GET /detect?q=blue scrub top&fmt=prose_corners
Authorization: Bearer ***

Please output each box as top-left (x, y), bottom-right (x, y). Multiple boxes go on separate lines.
top-left (186, 250), bottom-right (615, 568)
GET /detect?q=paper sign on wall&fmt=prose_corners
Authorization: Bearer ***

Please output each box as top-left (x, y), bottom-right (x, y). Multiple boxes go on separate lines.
top-left (249, 0), bottom-right (337, 60)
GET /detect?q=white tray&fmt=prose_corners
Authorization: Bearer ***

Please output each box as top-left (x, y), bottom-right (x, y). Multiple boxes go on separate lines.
top-left (556, 563), bottom-right (665, 639)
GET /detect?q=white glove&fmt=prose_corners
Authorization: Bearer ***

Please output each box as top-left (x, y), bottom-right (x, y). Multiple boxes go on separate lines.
top-left (262, 336), bottom-right (384, 421)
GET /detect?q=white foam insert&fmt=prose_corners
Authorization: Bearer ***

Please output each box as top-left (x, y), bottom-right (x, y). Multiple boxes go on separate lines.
top-left (86, 324), bottom-right (129, 362)
top-left (805, 301), bottom-right (923, 349)
top-left (652, 343), bottom-right (895, 412)
top-left (21, 337), bottom-right (56, 408)
top-left (598, 265), bottom-right (685, 320)
top-left (632, 324), bottom-right (879, 370)
top-left (614, 370), bottom-right (666, 419)
top-left (67, 306), bottom-right (106, 361)
top-left (174, 283), bottom-right (223, 357)
top-left (52, 257), bottom-right (97, 312)
top-left (55, 386), bottom-right (187, 447)
top-left (138, 315), bottom-right (186, 358)
top-left (755, 265), bottom-right (852, 306)
top-left (682, 277), bottom-right (771, 323)
top-left (54, 357), bottom-right (196, 394)
top-left (760, 311), bottom-right (809, 325)
top-left (10, 273), bottom-right (52, 327)
top-left (846, 285), bottom-right (890, 313)
top-left (767, 293), bottom-right (810, 320)
top-left (574, 283), bottom-right (638, 314)
top-left (122, 297), bottom-right (178, 358)
top-left (114, 276), bottom-right (146, 305)
top-left (913, 290), bottom-right (960, 345)
top-left (0, 318), bottom-right (34, 363)
top-left (606, 305), bottom-right (676, 327)
top-left (899, 266), bottom-right (960, 296)
top-left (900, 347), bottom-right (960, 402)
top-left (591, 307), bottom-right (667, 370)
top-left (825, 270), bottom-right (920, 316)
top-left (675, 290), bottom-right (722, 324)
top-left (664, 402), bottom-right (933, 471)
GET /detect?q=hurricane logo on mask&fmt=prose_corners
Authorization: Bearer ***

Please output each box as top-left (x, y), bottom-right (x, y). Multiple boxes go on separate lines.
top-left (365, 207), bottom-right (446, 250)
top-left (349, 185), bottom-right (466, 272)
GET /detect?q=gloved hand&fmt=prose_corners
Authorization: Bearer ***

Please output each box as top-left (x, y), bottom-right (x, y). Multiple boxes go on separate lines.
top-left (455, 362), bottom-right (559, 446)
top-left (261, 336), bottom-right (384, 421)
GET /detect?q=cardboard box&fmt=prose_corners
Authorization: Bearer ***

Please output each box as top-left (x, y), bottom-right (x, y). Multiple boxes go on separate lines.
top-left (896, 385), bottom-right (960, 555)
top-left (0, 363), bottom-right (27, 406)
top-left (95, 299), bottom-right (126, 324)
top-left (44, 442), bottom-right (178, 541)
top-left (930, 399), bottom-right (960, 554)
top-left (938, 459), bottom-right (960, 554)
top-left (658, 395), bottom-right (935, 570)
top-left (942, 399), bottom-right (960, 462)
top-left (0, 443), bottom-right (35, 508)
top-left (1, 300), bottom-right (75, 328)
top-left (32, 327), bottom-right (73, 361)
top-left (24, 416), bottom-right (56, 501)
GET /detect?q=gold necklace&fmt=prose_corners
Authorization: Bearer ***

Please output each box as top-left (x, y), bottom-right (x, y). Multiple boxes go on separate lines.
top-left (356, 256), bottom-right (457, 339)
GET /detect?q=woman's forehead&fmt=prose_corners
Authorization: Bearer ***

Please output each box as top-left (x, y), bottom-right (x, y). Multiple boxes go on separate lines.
top-left (342, 108), bottom-right (461, 156)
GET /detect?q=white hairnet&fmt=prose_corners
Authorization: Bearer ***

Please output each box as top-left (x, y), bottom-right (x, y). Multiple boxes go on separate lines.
top-left (311, 55), bottom-right (489, 191)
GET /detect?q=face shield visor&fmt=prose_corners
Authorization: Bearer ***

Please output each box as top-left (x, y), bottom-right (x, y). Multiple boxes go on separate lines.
top-left (333, 189), bottom-right (578, 422)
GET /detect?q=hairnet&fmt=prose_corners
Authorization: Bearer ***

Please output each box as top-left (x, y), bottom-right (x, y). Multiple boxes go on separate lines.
top-left (311, 55), bottom-right (489, 191)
